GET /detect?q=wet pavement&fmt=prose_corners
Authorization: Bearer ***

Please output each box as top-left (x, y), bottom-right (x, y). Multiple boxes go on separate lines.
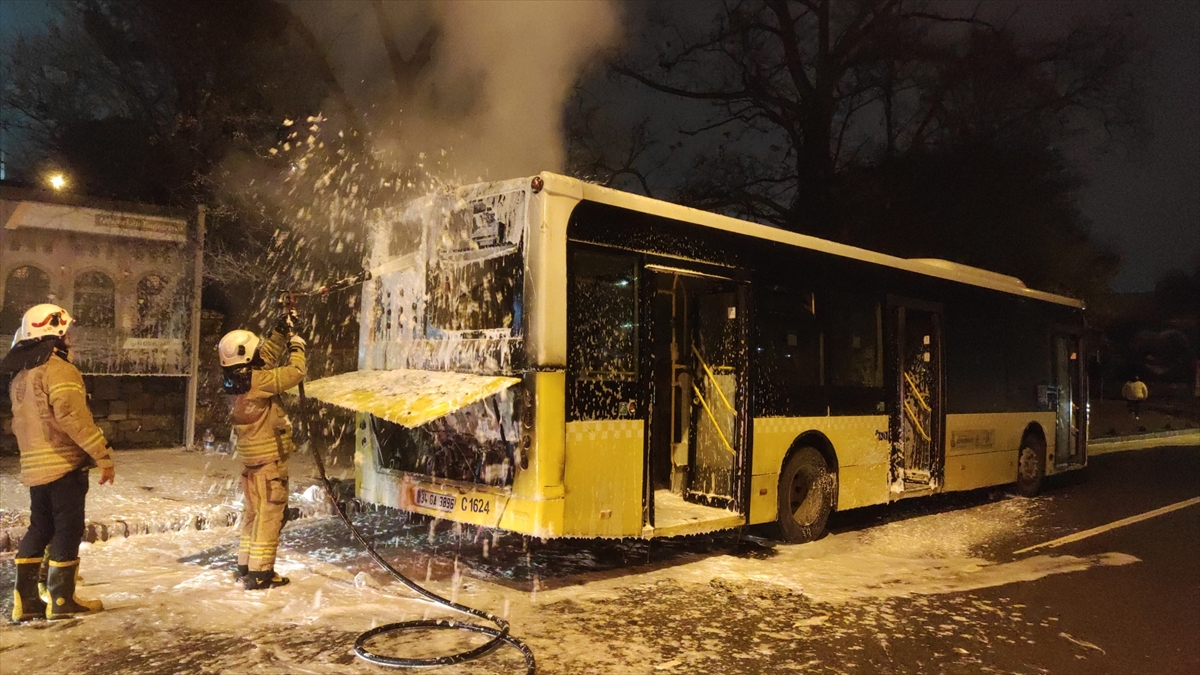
top-left (0, 440), bottom-right (1197, 674)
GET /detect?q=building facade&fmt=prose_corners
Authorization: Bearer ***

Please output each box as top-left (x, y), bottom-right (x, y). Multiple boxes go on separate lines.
top-left (0, 184), bottom-right (201, 450)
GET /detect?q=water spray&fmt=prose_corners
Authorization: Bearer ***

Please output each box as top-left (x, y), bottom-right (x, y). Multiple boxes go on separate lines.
top-left (282, 276), bottom-right (537, 673)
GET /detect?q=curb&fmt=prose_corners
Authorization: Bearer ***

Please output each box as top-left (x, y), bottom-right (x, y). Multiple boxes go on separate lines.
top-left (1088, 429), bottom-right (1200, 456)
top-left (0, 497), bottom-right (381, 554)
top-left (0, 505), bottom-right (241, 554)
top-left (1089, 428), bottom-right (1200, 444)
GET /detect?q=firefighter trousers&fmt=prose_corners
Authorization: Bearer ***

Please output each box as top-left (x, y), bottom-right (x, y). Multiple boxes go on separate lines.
top-left (17, 468), bottom-right (89, 562)
top-left (237, 460), bottom-right (289, 573)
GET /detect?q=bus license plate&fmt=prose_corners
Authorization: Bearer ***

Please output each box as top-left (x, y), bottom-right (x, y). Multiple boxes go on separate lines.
top-left (415, 489), bottom-right (456, 512)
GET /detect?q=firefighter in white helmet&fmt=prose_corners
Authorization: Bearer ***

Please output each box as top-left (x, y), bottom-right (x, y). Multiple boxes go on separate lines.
top-left (1, 304), bottom-right (114, 621)
top-left (218, 313), bottom-right (306, 590)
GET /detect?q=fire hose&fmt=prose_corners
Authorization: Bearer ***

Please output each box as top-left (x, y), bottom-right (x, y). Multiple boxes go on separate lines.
top-left (282, 277), bottom-right (537, 673)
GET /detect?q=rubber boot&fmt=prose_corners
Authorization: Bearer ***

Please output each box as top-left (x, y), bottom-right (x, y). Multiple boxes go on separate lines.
top-left (37, 550), bottom-right (49, 604)
top-left (45, 560), bottom-right (103, 619)
top-left (40, 553), bottom-right (84, 603)
top-left (37, 548), bottom-right (82, 603)
top-left (11, 557), bottom-right (47, 623)
top-left (233, 564), bottom-right (249, 584)
top-left (245, 570), bottom-right (290, 590)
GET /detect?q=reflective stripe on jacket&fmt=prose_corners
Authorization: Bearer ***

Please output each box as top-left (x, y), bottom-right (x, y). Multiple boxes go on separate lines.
top-left (229, 329), bottom-right (307, 467)
top-left (9, 354), bottom-right (113, 487)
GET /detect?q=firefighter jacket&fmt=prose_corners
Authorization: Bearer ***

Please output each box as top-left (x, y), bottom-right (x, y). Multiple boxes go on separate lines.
top-left (228, 329), bottom-right (307, 467)
top-left (9, 353), bottom-right (114, 487)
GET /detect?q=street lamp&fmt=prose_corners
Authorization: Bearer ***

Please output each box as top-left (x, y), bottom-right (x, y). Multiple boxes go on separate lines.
top-left (47, 173), bottom-right (67, 191)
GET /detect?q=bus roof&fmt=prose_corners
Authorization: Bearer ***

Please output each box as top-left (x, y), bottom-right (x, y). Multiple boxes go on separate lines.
top-left (536, 172), bottom-right (1084, 309)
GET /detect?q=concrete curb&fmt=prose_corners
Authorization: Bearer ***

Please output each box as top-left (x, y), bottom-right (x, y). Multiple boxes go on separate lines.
top-left (0, 504), bottom-right (241, 553)
top-left (0, 498), bottom-right (381, 554)
top-left (1091, 428), bottom-right (1200, 443)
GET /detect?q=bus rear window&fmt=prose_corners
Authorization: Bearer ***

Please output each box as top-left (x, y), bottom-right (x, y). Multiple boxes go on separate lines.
top-left (424, 194), bottom-right (525, 335)
top-left (425, 251), bottom-right (522, 333)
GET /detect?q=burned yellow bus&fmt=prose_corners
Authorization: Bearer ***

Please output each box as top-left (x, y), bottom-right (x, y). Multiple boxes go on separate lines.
top-left (304, 172), bottom-right (1087, 542)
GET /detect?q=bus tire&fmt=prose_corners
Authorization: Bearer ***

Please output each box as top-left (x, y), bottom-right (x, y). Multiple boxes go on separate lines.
top-left (1015, 434), bottom-right (1046, 497)
top-left (777, 448), bottom-right (833, 543)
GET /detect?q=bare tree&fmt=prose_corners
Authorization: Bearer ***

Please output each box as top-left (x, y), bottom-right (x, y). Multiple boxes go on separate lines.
top-left (610, 0), bottom-right (1147, 242)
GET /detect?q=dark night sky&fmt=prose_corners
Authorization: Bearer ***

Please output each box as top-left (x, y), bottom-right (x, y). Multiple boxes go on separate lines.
top-left (1, 0), bottom-right (1196, 292)
top-left (1006, 0), bottom-right (1199, 293)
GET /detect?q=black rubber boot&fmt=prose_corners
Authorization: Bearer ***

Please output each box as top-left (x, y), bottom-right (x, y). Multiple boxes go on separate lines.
top-left (11, 557), bottom-right (47, 623)
top-left (38, 547), bottom-right (83, 603)
top-left (45, 560), bottom-right (103, 619)
top-left (245, 570), bottom-right (290, 590)
top-left (233, 564), bottom-right (249, 583)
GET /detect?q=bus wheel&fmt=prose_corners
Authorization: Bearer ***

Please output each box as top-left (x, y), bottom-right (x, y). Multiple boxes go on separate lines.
top-left (777, 448), bottom-right (833, 543)
top-left (1015, 435), bottom-right (1046, 497)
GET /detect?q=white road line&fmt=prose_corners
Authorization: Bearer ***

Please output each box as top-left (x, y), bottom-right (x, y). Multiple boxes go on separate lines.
top-left (1015, 496), bottom-right (1200, 555)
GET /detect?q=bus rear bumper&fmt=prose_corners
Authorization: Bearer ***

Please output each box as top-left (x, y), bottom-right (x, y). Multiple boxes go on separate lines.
top-left (363, 472), bottom-right (565, 537)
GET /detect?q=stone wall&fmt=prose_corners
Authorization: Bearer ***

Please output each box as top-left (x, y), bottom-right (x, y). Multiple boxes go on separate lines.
top-left (88, 375), bottom-right (187, 448)
top-left (0, 374), bottom-right (186, 454)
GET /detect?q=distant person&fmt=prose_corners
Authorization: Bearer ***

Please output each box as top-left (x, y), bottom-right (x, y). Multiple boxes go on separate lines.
top-left (1, 304), bottom-right (114, 621)
top-left (1122, 375), bottom-right (1149, 419)
top-left (218, 314), bottom-right (305, 590)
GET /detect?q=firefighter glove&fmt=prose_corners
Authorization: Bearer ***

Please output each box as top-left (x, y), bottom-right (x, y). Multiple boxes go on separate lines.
top-left (275, 310), bottom-right (299, 334)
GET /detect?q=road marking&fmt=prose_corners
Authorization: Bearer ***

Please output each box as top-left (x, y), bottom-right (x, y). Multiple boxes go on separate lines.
top-left (1015, 496), bottom-right (1200, 555)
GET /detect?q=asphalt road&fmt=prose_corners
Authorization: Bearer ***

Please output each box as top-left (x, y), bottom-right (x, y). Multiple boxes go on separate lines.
top-left (791, 443), bottom-right (1200, 675)
top-left (972, 445), bottom-right (1200, 675)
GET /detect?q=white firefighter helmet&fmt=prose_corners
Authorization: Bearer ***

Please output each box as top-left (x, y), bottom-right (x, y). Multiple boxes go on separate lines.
top-left (218, 330), bottom-right (261, 367)
top-left (13, 303), bottom-right (73, 345)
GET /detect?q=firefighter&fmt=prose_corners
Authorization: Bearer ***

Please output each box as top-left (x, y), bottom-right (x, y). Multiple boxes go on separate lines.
top-left (219, 315), bottom-right (306, 590)
top-left (1, 304), bottom-right (114, 621)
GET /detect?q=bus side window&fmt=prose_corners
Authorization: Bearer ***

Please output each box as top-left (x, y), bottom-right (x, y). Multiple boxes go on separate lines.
top-left (568, 248), bottom-right (640, 420)
top-left (823, 293), bottom-right (885, 414)
top-left (755, 288), bottom-right (823, 416)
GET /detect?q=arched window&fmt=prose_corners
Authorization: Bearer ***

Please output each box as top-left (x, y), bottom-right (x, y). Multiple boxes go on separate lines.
top-left (0, 265), bottom-right (52, 337)
top-left (73, 271), bottom-right (116, 329)
top-left (135, 273), bottom-right (171, 337)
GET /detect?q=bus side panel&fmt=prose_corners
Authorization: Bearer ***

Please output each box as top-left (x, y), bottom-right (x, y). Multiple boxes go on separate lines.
top-left (504, 370), bottom-right (567, 537)
top-left (529, 175), bottom-right (580, 367)
top-left (942, 412), bottom-right (1056, 492)
top-left (562, 420), bottom-right (644, 537)
top-left (748, 415), bottom-right (891, 524)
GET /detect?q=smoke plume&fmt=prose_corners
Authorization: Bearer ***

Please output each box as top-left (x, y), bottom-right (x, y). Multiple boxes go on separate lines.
top-left (292, 0), bottom-right (622, 179)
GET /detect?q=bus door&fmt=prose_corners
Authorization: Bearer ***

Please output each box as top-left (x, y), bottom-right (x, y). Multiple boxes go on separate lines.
top-left (644, 265), bottom-right (748, 531)
top-left (1053, 333), bottom-right (1086, 466)
top-left (889, 300), bottom-right (944, 492)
